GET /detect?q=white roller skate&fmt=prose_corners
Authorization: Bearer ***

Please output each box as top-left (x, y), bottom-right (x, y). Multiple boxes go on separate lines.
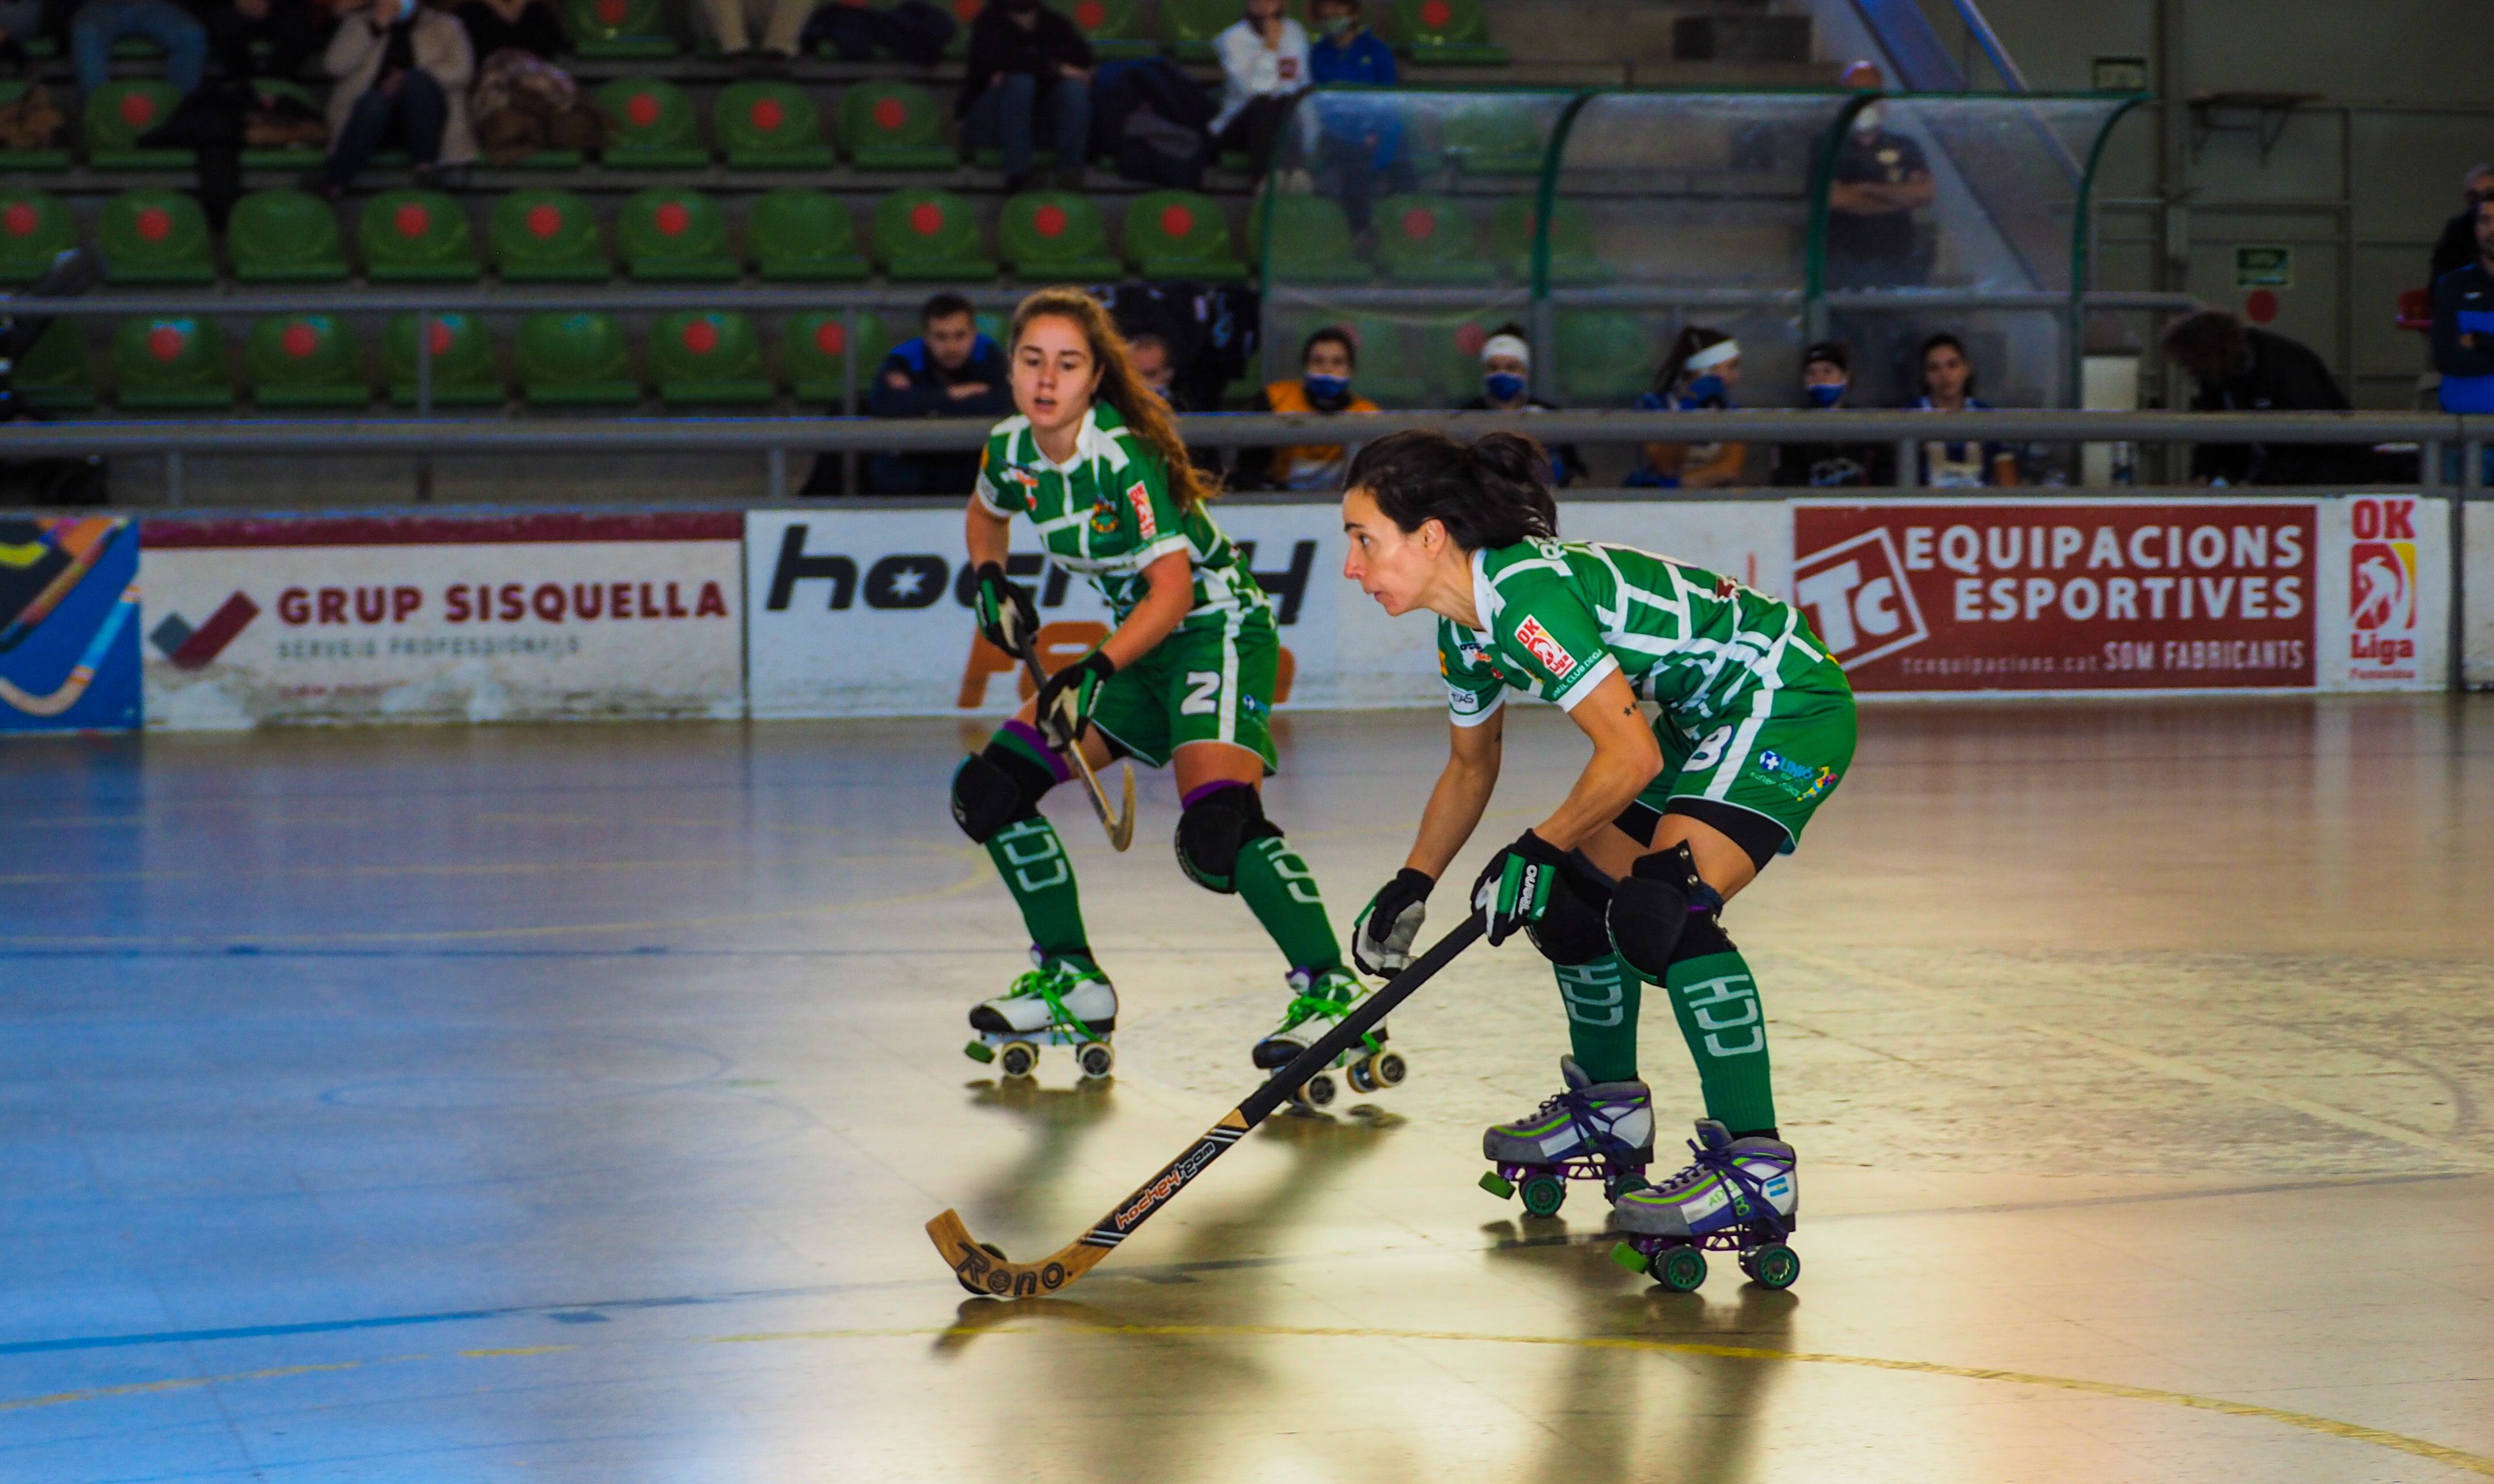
top-left (1611, 1120), bottom-right (1801, 1293)
top-left (964, 953), bottom-right (1118, 1080)
top-left (1251, 965), bottom-right (1405, 1110)
top-left (1478, 1056), bottom-right (1656, 1219)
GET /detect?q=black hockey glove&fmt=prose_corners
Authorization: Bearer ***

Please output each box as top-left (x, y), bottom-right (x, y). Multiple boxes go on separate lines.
top-left (1471, 829), bottom-right (1566, 946)
top-left (972, 561), bottom-right (1039, 658)
top-left (1351, 867), bottom-right (1434, 977)
top-left (1034, 647), bottom-right (1115, 749)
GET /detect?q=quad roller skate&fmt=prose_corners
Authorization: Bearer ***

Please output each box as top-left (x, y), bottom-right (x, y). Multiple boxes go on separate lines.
top-left (963, 952), bottom-right (1118, 1080)
top-left (1252, 966), bottom-right (1405, 1111)
top-left (1479, 1056), bottom-right (1655, 1218)
top-left (1609, 1119), bottom-right (1800, 1293)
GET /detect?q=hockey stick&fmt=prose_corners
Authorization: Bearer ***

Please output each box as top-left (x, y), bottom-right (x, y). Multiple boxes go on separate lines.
top-left (1015, 642), bottom-right (1136, 853)
top-left (928, 915), bottom-right (1485, 1298)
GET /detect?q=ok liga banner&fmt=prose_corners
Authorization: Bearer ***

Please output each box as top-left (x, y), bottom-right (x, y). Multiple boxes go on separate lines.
top-left (1790, 496), bottom-right (2447, 695)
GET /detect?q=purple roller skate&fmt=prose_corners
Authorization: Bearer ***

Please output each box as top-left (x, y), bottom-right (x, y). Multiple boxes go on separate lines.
top-left (1610, 1119), bottom-right (1800, 1292)
top-left (1478, 1056), bottom-right (1655, 1219)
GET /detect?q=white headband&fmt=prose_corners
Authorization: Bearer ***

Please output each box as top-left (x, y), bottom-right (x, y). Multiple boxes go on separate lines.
top-left (1683, 338), bottom-right (1741, 373)
top-left (1480, 334), bottom-right (1531, 367)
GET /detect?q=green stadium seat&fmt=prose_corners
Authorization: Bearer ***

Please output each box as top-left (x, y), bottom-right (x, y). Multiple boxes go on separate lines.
top-left (384, 312), bottom-right (505, 406)
top-left (1250, 193), bottom-right (1368, 283)
top-left (112, 316), bottom-right (232, 409)
top-left (247, 314), bottom-right (370, 409)
top-left (1389, 0), bottom-right (1507, 63)
top-left (1000, 190), bottom-right (1123, 282)
top-left (649, 310), bottom-right (772, 406)
top-left (1160, 0), bottom-right (1236, 61)
top-left (84, 82), bottom-right (187, 169)
top-left (97, 190), bottom-right (216, 286)
top-left (716, 80), bottom-right (831, 168)
top-left (1436, 103), bottom-right (1544, 176)
top-left (0, 190), bottom-right (77, 284)
top-left (567, 0), bottom-right (676, 57)
top-left (0, 83), bottom-right (71, 171)
top-left (840, 80), bottom-right (953, 170)
top-left (358, 190), bottom-right (479, 282)
top-left (595, 78), bottom-right (707, 167)
top-left (619, 188), bottom-right (737, 282)
top-left (1125, 190), bottom-right (1246, 280)
top-left (1556, 309), bottom-right (1657, 405)
top-left (240, 81), bottom-right (328, 169)
top-left (1344, 315), bottom-right (1426, 407)
top-left (491, 188), bottom-right (609, 282)
top-left (783, 310), bottom-right (890, 405)
top-left (517, 311), bottom-right (639, 406)
top-left (746, 188), bottom-right (868, 281)
top-left (1065, 0), bottom-right (1152, 58)
top-left (873, 188), bottom-right (994, 280)
top-left (229, 190), bottom-right (348, 284)
top-left (14, 322), bottom-right (94, 412)
top-left (1374, 194), bottom-right (1494, 285)
top-left (1488, 197), bottom-right (1608, 284)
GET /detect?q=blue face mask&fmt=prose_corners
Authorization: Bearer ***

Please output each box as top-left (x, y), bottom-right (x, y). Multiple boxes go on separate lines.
top-left (1678, 373), bottom-right (1729, 410)
top-left (1805, 380), bottom-right (1847, 409)
top-left (1484, 371), bottom-right (1527, 403)
top-left (1302, 373), bottom-right (1350, 403)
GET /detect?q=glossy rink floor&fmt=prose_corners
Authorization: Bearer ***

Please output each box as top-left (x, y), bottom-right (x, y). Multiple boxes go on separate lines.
top-left (3, 700), bottom-right (2491, 1483)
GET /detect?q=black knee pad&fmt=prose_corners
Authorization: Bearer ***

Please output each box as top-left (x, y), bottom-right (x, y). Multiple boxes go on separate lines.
top-left (1607, 841), bottom-right (1702, 979)
top-left (951, 743), bottom-right (1055, 844)
top-left (1672, 885), bottom-right (1733, 964)
top-left (1173, 783), bottom-right (1280, 894)
top-left (1527, 865), bottom-right (1614, 964)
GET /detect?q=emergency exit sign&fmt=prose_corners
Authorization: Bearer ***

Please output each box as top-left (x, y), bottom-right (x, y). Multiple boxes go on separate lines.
top-left (2235, 246), bottom-right (2293, 289)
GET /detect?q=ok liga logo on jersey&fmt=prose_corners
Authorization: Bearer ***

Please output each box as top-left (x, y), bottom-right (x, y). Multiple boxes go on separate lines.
top-left (1512, 615), bottom-right (1577, 680)
top-left (1124, 480), bottom-right (1157, 541)
top-left (2346, 496), bottom-right (2420, 680)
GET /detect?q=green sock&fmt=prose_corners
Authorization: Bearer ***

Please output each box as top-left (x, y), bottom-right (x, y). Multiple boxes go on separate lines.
top-left (985, 816), bottom-right (1091, 966)
top-left (1556, 953), bottom-right (1641, 1084)
top-left (1233, 834), bottom-right (1341, 974)
top-left (1663, 949), bottom-right (1777, 1133)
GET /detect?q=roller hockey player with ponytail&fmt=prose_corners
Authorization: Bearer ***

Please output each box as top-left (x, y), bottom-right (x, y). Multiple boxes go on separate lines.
top-left (1340, 428), bottom-right (1856, 1290)
top-left (953, 287), bottom-right (1387, 1095)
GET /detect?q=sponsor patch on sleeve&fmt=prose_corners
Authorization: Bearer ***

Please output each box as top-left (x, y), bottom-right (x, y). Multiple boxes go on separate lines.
top-left (1513, 614), bottom-right (1577, 682)
top-left (1125, 480), bottom-right (1157, 541)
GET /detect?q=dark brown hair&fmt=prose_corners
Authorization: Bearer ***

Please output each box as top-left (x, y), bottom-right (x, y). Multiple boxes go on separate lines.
top-left (1009, 286), bottom-right (1215, 510)
top-left (1346, 430), bottom-right (1558, 552)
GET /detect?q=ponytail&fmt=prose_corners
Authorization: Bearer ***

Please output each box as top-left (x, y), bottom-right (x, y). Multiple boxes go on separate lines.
top-left (1345, 430), bottom-right (1558, 552)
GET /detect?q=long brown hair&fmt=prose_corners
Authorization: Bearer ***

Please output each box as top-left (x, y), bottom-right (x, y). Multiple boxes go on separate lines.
top-left (1008, 287), bottom-right (1215, 510)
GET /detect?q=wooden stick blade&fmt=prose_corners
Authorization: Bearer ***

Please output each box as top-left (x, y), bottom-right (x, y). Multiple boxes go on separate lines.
top-left (1107, 763), bottom-right (1136, 850)
top-left (926, 1209), bottom-right (1108, 1300)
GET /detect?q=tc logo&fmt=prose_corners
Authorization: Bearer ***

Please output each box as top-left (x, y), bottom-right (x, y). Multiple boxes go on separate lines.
top-left (1792, 527), bottom-right (1927, 667)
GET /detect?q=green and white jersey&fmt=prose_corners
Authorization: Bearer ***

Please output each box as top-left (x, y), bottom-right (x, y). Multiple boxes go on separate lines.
top-left (1438, 538), bottom-right (1844, 735)
top-left (974, 402), bottom-right (1269, 635)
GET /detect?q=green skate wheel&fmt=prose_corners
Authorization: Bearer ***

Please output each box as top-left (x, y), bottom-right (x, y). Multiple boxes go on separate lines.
top-left (1372, 1051), bottom-right (1407, 1087)
top-left (998, 1042), bottom-right (1038, 1078)
top-left (1653, 1247), bottom-right (1708, 1293)
top-left (963, 1040), bottom-right (994, 1065)
top-left (1604, 1172), bottom-right (1647, 1201)
top-left (1519, 1174), bottom-right (1567, 1219)
top-left (1479, 1171), bottom-right (1515, 1200)
top-left (1345, 1056), bottom-right (1378, 1094)
top-left (1609, 1242), bottom-right (1651, 1275)
top-left (1076, 1041), bottom-right (1115, 1080)
top-left (1743, 1243), bottom-right (1800, 1290)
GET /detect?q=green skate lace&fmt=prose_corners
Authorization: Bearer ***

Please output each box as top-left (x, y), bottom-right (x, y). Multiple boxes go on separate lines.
top-left (1007, 964), bottom-right (1104, 1046)
top-left (1277, 974), bottom-right (1379, 1055)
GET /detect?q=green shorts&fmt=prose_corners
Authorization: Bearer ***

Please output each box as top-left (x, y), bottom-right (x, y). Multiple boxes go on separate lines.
top-left (1087, 615), bottom-right (1280, 774)
top-left (1638, 676), bottom-right (1857, 856)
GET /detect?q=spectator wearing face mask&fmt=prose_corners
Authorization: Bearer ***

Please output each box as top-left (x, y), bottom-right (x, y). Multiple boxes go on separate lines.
top-left (1826, 61), bottom-right (1935, 291)
top-left (1772, 341), bottom-right (1893, 487)
top-left (1459, 324), bottom-right (1585, 487)
top-left (1234, 326), bottom-right (1377, 490)
top-left (1627, 325), bottom-right (1748, 489)
top-left (312, 0), bottom-right (475, 201)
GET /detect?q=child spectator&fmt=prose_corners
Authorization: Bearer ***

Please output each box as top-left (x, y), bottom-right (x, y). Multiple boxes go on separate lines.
top-left (1235, 325), bottom-right (1378, 490)
top-left (1909, 331), bottom-right (2015, 487)
top-left (1628, 325), bottom-right (1748, 489)
top-left (71, 0), bottom-right (208, 96)
top-left (959, 0), bottom-right (1093, 193)
top-left (1772, 340), bottom-right (1893, 487)
top-left (867, 292), bottom-right (1014, 495)
top-left (310, 0), bottom-right (473, 199)
top-left (1459, 323), bottom-right (1585, 487)
top-left (1212, 0), bottom-right (1305, 183)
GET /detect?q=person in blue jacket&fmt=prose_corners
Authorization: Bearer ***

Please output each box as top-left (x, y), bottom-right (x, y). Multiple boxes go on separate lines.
top-left (2432, 195), bottom-right (2494, 415)
top-left (1305, 0), bottom-right (1405, 234)
top-left (868, 293), bottom-right (1015, 495)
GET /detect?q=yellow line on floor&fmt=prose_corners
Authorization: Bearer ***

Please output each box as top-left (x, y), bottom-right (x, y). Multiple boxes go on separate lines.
top-left (0, 1358), bottom-right (409, 1414)
top-left (1785, 950), bottom-right (2493, 1170)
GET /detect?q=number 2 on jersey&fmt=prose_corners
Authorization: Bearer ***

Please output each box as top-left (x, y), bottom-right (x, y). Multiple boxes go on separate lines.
top-left (1181, 671), bottom-right (1222, 716)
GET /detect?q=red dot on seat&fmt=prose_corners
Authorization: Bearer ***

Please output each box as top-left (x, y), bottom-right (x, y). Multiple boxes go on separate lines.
top-left (147, 324), bottom-right (186, 361)
top-left (1073, 0), bottom-right (1104, 27)
top-left (1159, 204), bottom-right (1194, 238)
top-left (873, 97), bottom-right (905, 132)
top-left (1401, 206), bottom-right (1435, 240)
top-left (595, 0), bottom-right (627, 23)
top-left (119, 92), bottom-right (155, 127)
top-left (428, 321), bottom-right (456, 354)
top-left (655, 202), bottom-right (690, 236)
top-left (1420, 0), bottom-right (1452, 28)
top-left (395, 203), bottom-right (430, 238)
top-left (1454, 323), bottom-right (1486, 355)
top-left (2, 203), bottom-right (37, 237)
top-left (282, 322), bottom-right (319, 358)
top-left (134, 206), bottom-right (172, 242)
top-left (2244, 288), bottom-right (2279, 324)
top-left (627, 93), bottom-right (660, 128)
top-left (526, 203), bottom-right (562, 238)
top-left (682, 319), bottom-right (719, 354)
top-left (910, 201), bottom-right (943, 236)
top-left (1034, 204), bottom-right (1067, 238)
top-left (813, 321), bottom-right (846, 356)
top-left (750, 98), bottom-right (783, 131)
